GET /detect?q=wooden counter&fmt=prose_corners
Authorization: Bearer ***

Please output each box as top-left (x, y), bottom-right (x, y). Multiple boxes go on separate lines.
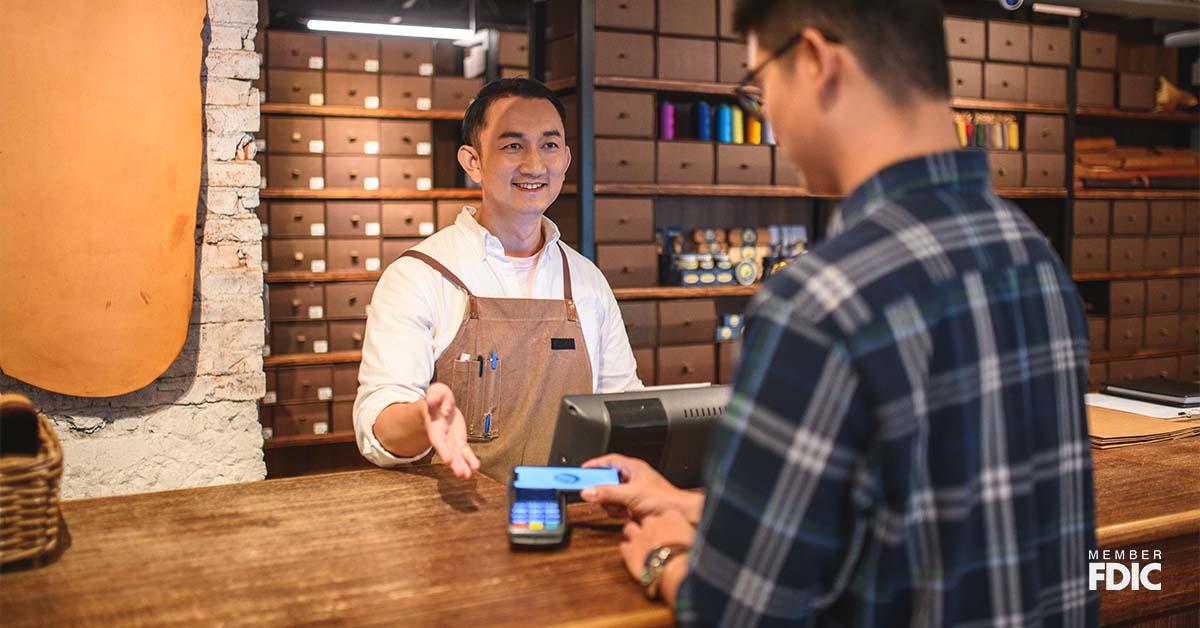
top-left (0, 441), bottom-right (1196, 626)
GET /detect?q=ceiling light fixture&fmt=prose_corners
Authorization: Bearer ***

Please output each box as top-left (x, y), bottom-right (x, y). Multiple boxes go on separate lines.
top-left (306, 19), bottom-right (474, 41)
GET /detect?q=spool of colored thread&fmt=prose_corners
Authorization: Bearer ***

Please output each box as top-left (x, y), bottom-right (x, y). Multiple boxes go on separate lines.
top-left (660, 102), bottom-right (675, 140)
top-left (716, 105), bottom-right (733, 143)
top-left (695, 101), bottom-right (712, 140)
top-left (731, 107), bottom-right (744, 144)
top-left (747, 116), bottom-right (762, 145)
top-left (762, 121), bottom-right (775, 145)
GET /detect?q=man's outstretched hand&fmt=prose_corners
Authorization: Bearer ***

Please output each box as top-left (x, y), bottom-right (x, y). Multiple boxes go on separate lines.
top-left (424, 382), bottom-right (480, 479)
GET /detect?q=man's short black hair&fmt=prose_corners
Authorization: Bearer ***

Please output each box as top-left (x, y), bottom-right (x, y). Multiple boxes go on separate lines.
top-left (734, 0), bottom-right (949, 102)
top-left (461, 77), bottom-right (568, 148)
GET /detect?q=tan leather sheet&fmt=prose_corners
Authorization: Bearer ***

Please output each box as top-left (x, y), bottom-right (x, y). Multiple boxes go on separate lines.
top-left (0, 0), bottom-right (207, 396)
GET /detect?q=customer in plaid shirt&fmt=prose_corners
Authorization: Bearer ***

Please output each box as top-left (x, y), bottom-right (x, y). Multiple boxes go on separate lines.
top-left (580, 0), bottom-right (1099, 626)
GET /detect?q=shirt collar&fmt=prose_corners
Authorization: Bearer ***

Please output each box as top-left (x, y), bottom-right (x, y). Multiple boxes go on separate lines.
top-left (453, 205), bottom-right (562, 261)
top-left (836, 149), bottom-right (992, 231)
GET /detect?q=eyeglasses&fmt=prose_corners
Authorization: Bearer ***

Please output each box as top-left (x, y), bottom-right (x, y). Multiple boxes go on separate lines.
top-left (735, 30), bottom-right (842, 120)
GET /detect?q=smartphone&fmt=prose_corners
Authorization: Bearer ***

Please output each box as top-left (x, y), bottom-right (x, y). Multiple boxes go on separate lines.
top-left (507, 466), bottom-right (619, 548)
top-left (511, 465), bottom-right (620, 491)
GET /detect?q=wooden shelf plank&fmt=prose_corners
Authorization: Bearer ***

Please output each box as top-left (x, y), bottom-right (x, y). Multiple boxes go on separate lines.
top-left (260, 103), bottom-right (463, 121)
top-left (1074, 189), bottom-right (1200, 200)
top-left (547, 76), bottom-right (758, 97)
top-left (261, 188), bottom-right (482, 201)
top-left (263, 432), bottom-right (357, 449)
top-left (951, 98), bottom-right (1068, 115)
top-left (994, 187), bottom-right (1068, 198)
top-left (1091, 347), bottom-right (1195, 362)
top-left (1075, 106), bottom-right (1199, 123)
top-left (594, 183), bottom-right (832, 198)
top-left (266, 270), bottom-right (382, 284)
top-left (264, 351), bottom-right (362, 368)
top-left (613, 285), bottom-right (758, 300)
top-left (1073, 268), bottom-right (1200, 281)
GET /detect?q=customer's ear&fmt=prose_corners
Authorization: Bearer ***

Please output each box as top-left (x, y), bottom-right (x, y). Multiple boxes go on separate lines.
top-left (457, 144), bottom-right (483, 185)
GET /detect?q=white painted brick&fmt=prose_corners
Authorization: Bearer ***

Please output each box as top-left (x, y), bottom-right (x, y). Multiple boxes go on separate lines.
top-left (204, 213), bottom-right (262, 244)
top-left (206, 136), bottom-right (244, 161)
top-left (237, 187), bottom-right (260, 209)
top-left (204, 77), bottom-right (252, 106)
top-left (205, 187), bottom-right (241, 214)
top-left (197, 267), bottom-right (265, 298)
top-left (196, 292), bottom-right (265, 324)
top-left (206, 104), bottom-right (259, 135)
top-left (205, 49), bottom-right (260, 80)
top-left (209, 25), bottom-right (250, 51)
top-left (207, 0), bottom-right (259, 26)
top-left (205, 161), bottom-right (260, 187)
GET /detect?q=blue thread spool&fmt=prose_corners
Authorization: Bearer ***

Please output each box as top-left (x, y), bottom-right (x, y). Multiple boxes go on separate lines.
top-left (716, 104), bottom-right (732, 143)
top-left (695, 101), bottom-right (712, 140)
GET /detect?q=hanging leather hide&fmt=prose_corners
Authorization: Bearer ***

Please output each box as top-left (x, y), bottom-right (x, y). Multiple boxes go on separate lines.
top-left (0, 0), bottom-right (207, 396)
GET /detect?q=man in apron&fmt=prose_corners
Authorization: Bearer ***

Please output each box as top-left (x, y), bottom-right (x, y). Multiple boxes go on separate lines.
top-left (353, 78), bottom-right (643, 480)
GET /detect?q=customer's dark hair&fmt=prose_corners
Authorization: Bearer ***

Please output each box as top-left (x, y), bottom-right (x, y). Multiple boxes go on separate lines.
top-left (461, 77), bottom-right (568, 148)
top-left (734, 0), bottom-right (949, 102)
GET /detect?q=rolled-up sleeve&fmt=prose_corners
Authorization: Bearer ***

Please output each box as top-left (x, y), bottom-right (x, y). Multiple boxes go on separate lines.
top-left (353, 259), bottom-right (443, 467)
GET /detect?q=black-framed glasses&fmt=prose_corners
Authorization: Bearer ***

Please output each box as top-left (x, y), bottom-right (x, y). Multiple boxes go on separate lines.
top-left (735, 30), bottom-right (842, 120)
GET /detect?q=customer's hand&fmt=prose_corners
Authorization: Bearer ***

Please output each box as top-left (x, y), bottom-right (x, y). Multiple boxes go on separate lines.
top-left (424, 383), bottom-right (480, 479)
top-left (619, 509), bottom-right (696, 600)
top-left (580, 454), bottom-right (703, 524)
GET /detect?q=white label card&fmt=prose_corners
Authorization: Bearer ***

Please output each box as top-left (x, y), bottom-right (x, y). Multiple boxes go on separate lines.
top-left (364, 140), bottom-right (380, 155)
top-left (313, 340), bottom-right (329, 354)
top-left (364, 96), bottom-right (380, 109)
top-left (317, 387), bottom-right (333, 401)
top-left (260, 223), bottom-right (269, 237)
top-left (364, 59), bottom-right (379, 73)
top-left (311, 259), bottom-right (327, 273)
top-left (309, 56), bottom-right (324, 69)
top-left (308, 305), bottom-right (324, 319)
top-left (416, 177), bottom-right (432, 191)
top-left (309, 176), bottom-right (325, 190)
top-left (416, 142), bottom-right (432, 156)
top-left (364, 177), bottom-right (380, 191)
top-left (262, 345), bottom-right (271, 357)
top-left (418, 63), bottom-right (433, 76)
top-left (309, 93), bottom-right (325, 106)
top-left (365, 222), bottom-right (381, 236)
top-left (416, 97), bottom-right (432, 111)
top-left (259, 91), bottom-right (267, 104)
top-left (263, 391), bottom-right (277, 405)
top-left (366, 257), bottom-right (381, 271)
top-left (309, 139), bottom-right (324, 153)
top-left (261, 260), bottom-right (270, 272)
top-left (262, 427), bottom-right (274, 440)
top-left (255, 138), bottom-right (266, 152)
top-left (259, 176), bottom-right (267, 190)
top-left (313, 422), bottom-right (329, 435)
top-left (418, 221), bottom-right (435, 236)
top-left (310, 223), bottom-right (326, 237)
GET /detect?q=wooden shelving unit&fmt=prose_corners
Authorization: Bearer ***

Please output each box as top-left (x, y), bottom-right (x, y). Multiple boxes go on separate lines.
top-left (260, 103), bottom-right (464, 121)
top-left (1073, 268), bottom-right (1200, 282)
top-left (261, 188), bottom-right (482, 201)
top-left (1091, 346), bottom-right (1196, 363)
top-left (951, 97), bottom-right (1068, 115)
top-left (265, 270), bottom-right (382, 284)
top-left (1075, 106), bottom-right (1199, 124)
top-left (593, 183), bottom-right (829, 198)
top-left (1074, 189), bottom-right (1199, 201)
top-left (613, 285), bottom-right (758, 300)
top-left (264, 351), bottom-right (363, 368)
top-left (263, 433), bottom-right (356, 450)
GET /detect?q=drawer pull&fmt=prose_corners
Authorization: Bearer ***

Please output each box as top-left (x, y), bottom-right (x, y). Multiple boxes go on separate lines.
top-left (292, 212), bottom-right (303, 221)
top-left (403, 136), bottom-right (413, 143)
top-left (291, 84), bottom-right (302, 92)
top-left (956, 78), bottom-right (964, 86)
top-left (349, 88), bottom-right (358, 96)
top-left (297, 334), bottom-right (308, 343)
top-left (618, 216), bottom-right (629, 224)
top-left (291, 169), bottom-right (301, 178)
top-left (403, 51), bottom-right (413, 59)
top-left (739, 163), bottom-right (749, 170)
top-left (353, 332), bottom-right (364, 342)
top-left (1041, 169), bottom-right (1049, 176)
top-left (291, 298), bottom-right (302, 309)
top-left (291, 132), bottom-right (302, 142)
top-left (1001, 80), bottom-right (1010, 88)
top-left (351, 214), bottom-right (361, 225)
top-left (1124, 252), bottom-right (1133, 260)
top-left (1048, 44), bottom-right (1057, 51)
top-left (1085, 252), bottom-right (1094, 260)
top-left (617, 112), bottom-right (629, 119)
top-left (959, 36), bottom-right (967, 44)
top-left (294, 251), bottom-right (305, 262)
top-left (680, 161), bottom-right (691, 169)
top-left (618, 159), bottom-right (630, 167)
top-left (1123, 296), bottom-right (1133, 304)
top-left (1087, 216), bottom-right (1096, 224)
top-left (519, 45), bottom-right (527, 53)
top-left (1041, 130), bottom-right (1050, 137)
top-left (998, 167), bottom-right (1008, 176)
top-left (290, 49), bottom-right (300, 57)
top-left (349, 52), bottom-right (358, 60)
top-left (1158, 328), bottom-right (1169, 337)
top-left (621, 265), bottom-right (634, 273)
top-left (617, 52), bottom-right (627, 59)
top-left (350, 171), bottom-right (359, 180)
top-left (348, 135), bottom-right (358, 143)
top-left (682, 320), bottom-right (692, 327)
top-left (351, 252), bottom-right (360, 262)
top-left (1124, 331), bottom-right (1134, 339)
top-left (403, 91), bottom-right (413, 98)
top-left (619, 2), bottom-right (628, 8)
top-left (682, 364), bottom-right (694, 374)
top-left (349, 295), bottom-right (358, 304)
top-left (1005, 39), bottom-right (1013, 47)
top-left (404, 216), bottom-right (414, 224)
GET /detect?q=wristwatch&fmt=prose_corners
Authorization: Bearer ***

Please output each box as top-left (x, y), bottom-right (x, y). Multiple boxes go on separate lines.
top-left (640, 544), bottom-right (690, 600)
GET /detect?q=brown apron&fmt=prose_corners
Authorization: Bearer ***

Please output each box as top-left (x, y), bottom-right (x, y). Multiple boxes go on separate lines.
top-left (400, 243), bottom-right (594, 480)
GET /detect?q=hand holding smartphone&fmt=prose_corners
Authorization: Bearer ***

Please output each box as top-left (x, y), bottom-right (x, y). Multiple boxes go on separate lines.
top-left (508, 465), bottom-right (620, 548)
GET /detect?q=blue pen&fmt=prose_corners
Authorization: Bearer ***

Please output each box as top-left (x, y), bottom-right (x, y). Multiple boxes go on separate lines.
top-left (490, 351), bottom-right (497, 369)
top-left (484, 412), bottom-right (491, 435)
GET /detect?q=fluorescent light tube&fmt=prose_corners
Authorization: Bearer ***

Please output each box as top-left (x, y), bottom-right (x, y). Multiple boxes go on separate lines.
top-left (306, 19), bottom-right (474, 40)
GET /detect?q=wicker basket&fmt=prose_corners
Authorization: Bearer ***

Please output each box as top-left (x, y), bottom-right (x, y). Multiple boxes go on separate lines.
top-left (0, 394), bottom-right (63, 566)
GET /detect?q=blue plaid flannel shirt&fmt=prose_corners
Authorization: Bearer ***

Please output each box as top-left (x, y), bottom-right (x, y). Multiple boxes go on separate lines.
top-left (676, 150), bottom-right (1099, 627)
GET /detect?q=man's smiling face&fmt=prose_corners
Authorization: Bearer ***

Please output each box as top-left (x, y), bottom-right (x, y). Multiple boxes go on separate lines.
top-left (471, 96), bottom-right (570, 219)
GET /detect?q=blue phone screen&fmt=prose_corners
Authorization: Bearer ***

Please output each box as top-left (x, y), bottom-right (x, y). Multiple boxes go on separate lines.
top-left (513, 465), bottom-right (620, 491)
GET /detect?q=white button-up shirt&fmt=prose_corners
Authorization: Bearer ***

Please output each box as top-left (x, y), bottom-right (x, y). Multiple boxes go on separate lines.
top-left (353, 206), bottom-right (643, 467)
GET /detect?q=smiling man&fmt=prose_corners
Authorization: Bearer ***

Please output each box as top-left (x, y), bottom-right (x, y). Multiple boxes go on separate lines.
top-left (353, 78), bottom-right (641, 480)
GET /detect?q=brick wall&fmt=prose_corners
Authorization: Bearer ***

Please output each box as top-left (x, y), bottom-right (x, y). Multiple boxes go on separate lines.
top-left (4, 0), bottom-right (266, 499)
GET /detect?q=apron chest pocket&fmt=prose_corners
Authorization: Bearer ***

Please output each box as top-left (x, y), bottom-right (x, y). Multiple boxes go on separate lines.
top-left (449, 355), bottom-right (502, 442)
